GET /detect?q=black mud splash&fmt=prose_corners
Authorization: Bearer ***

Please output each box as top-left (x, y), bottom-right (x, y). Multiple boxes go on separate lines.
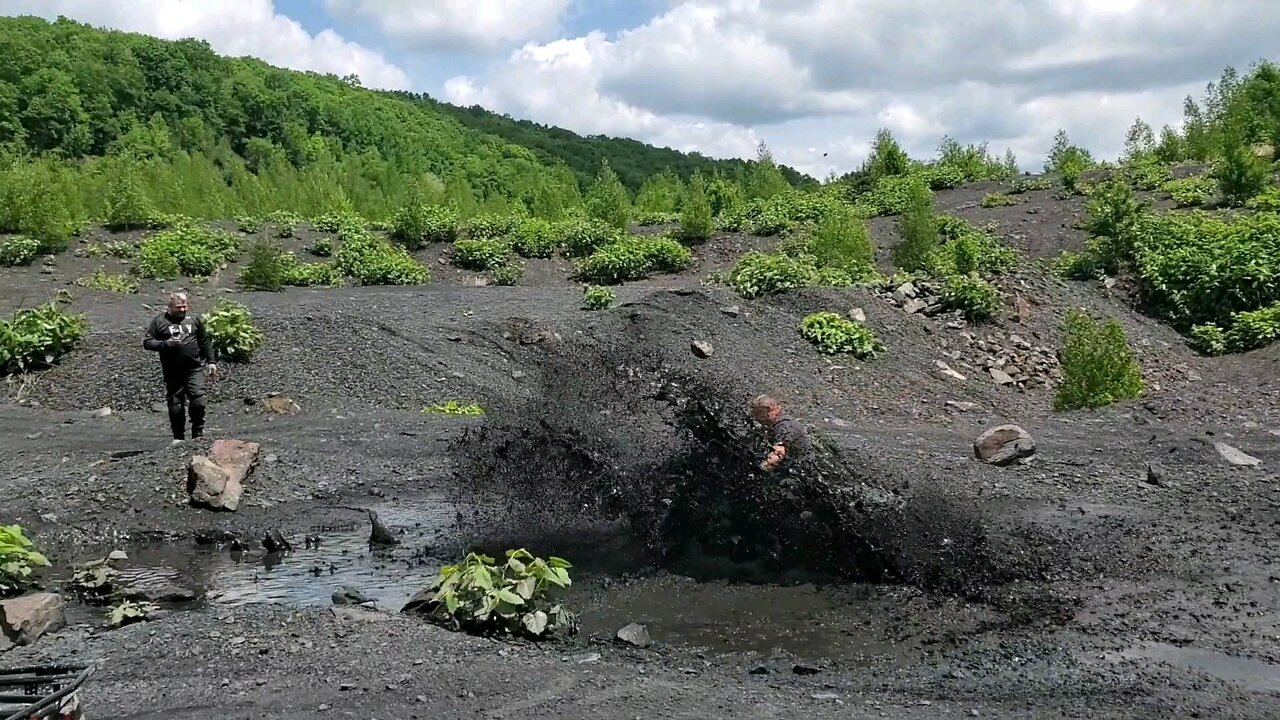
top-left (451, 298), bottom-right (1055, 598)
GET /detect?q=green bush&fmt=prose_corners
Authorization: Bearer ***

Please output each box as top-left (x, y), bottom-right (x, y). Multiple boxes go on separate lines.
top-left (283, 260), bottom-right (344, 287)
top-left (573, 236), bottom-right (692, 284)
top-left (393, 203), bottom-right (457, 249)
top-left (511, 217), bottom-right (560, 258)
top-left (203, 300), bottom-right (263, 363)
top-left (75, 270), bottom-right (138, 293)
top-left (634, 211), bottom-right (677, 226)
top-left (1008, 177), bottom-right (1054, 194)
top-left (1223, 303), bottom-right (1280, 352)
top-left (559, 217), bottom-right (621, 258)
top-left (1161, 176), bottom-right (1216, 207)
top-left (1188, 323), bottom-right (1226, 356)
top-left (942, 273), bottom-right (1001, 322)
top-left (585, 160), bottom-right (631, 231)
top-left (1245, 186), bottom-right (1280, 211)
top-left (638, 236), bottom-right (694, 273)
top-left (266, 210), bottom-right (302, 238)
top-left (0, 235), bottom-right (39, 266)
top-left (0, 525), bottom-right (50, 596)
top-left (104, 166), bottom-right (163, 231)
top-left (679, 175), bottom-right (714, 241)
top-left (893, 181), bottom-right (938, 273)
top-left (980, 193), bottom-right (1020, 208)
top-left (1214, 134), bottom-right (1271, 206)
top-left (806, 205), bottom-right (876, 279)
top-left (136, 223), bottom-right (239, 279)
top-left (727, 251), bottom-right (815, 298)
top-left (462, 213), bottom-right (519, 241)
top-left (238, 240), bottom-right (293, 291)
top-left (0, 301), bottom-right (87, 376)
top-left (85, 240), bottom-right (137, 259)
top-left (1085, 178), bottom-right (1147, 242)
top-left (1124, 159), bottom-right (1172, 190)
top-left (312, 211), bottom-right (365, 234)
top-left (335, 230), bottom-right (430, 286)
top-left (490, 262), bottom-right (524, 286)
top-left (0, 158), bottom-right (77, 250)
top-left (308, 237), bottom-right (335, 257)
top-left (423, 401), bottom-right (485, 416)
top-left (929, 219), bottom-right (1018, 276)
top-left (1054, 309), bottom-right (1144, 411)
top-left (800, 312), bottom-right (882, 357)
top-left (235, 215), bottom-right (264, 234)
top-left (452, 237), bottom-right (512, 270)
top-left (854, 175), bottom-right (929, 217)
top-left (919, 164), bottom-right (965, 190)
top-left (415, 549), bottom-right (577, 639)
top-left (582, 285), bottom-right (614, 310)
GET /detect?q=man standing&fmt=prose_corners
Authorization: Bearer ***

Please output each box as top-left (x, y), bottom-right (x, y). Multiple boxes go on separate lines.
top-left (749, 394), bottom-right (811, 472)
top-left (144, 293), bottom-right (217, 441)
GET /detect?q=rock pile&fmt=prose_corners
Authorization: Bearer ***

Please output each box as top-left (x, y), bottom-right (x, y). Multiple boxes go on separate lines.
top-left (938, 330), bottom-right (1061, 390)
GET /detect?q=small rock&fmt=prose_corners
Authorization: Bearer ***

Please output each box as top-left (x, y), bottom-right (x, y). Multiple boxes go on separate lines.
top-left (974, 425), bottom-right (1036, 467)
top-left (150, 584), bottom-right (198, 603)
top-left (691, 340), bottom-right (715, 359)
top-left (848, 308), bottom-right (866, 323)
top-left (1215, 443), bottom-right (1262, 467)
top-left (262, 396), bottom-right (301, 415)
top-left (187, 439), bottom-right (261, 512)
top-left (332, 587), bottom-right (371, 606)
top-left (720, 305), bottom-right (741, 318)
top-left (24, 432), bottom-right (41, 440)
top-left (903, 298), bottom-right (929, 315)
top-left (615, 623), bottom-right (651, 648)
top-left (446, 335), bottom-right (463, 342)
top-left (792, 663), bottom-right (821, 676)
top-left (511, 370), bottom-right (527, 380)
top-left (94, 407), bottom-right (113, 417)
top-left (574, 653), bottom-right (601, 664)
top-left (749, 665), bottom-right (770, 675)
top-left (265, 454), bottom-right (278, 464)
top-left (368, 509), bottom-right (399, 546)
top-left (318, 704), bottom-right (330, 711)
top-left (946, 401), bottom-right (978, 412)
top-left (893, 282), bottom-right (918, 303)
top-left (988, 368), bottom-right (1016, 385)
top-left (1145, 463), bottom-right (1167, 487)
top-left (935, 361), bottom-right (966, 381)
top-left (0, 593), bottom-right (65, 647)
top-left (1014, 294), bottom-right (1032, 324)
top-left (811, 693), bottom-right (839, 701)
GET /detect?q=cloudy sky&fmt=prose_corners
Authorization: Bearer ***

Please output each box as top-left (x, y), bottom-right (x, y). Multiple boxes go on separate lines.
top-left (3, 0), bottom-right (1278, 178)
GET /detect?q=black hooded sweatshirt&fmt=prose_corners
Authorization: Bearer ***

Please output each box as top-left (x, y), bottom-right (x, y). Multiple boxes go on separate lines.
top-left (144, 311), bottom-right (214, 371)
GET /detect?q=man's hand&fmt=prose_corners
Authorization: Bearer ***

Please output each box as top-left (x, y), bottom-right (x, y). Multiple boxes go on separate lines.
top-left (759, 444), bottom-right (786, 472)
top-left (165, 337), bottom-right (181, 347)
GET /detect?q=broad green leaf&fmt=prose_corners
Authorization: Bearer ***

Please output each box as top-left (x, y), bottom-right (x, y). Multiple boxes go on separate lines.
top-left (515, 577), bottom-right (536, 600)
top-left (522, 610), bottom-right (548, 636)
top-left (473, 565), bottom-right (493, 590)
top-left (507, 557), bottom-right (526, 573)
top-left (548, 556), bottom-right (573, 570)
top-left (495, 588), bottom-right (524, 605)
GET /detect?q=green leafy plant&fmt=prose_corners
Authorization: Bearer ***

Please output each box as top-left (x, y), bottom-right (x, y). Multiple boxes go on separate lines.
top-left (634, 211), bottom-right (677, 226)
top-left (70, 550), bottom-right (127, 601)
top-left (490, 262), bottom-right (524, 286)
top-left (1008, 177), bottom-right (1053, 194)
top-left (806, 204), bottom-right (877, 279)
top-left (203, 300), bottom-right (263, 363)
top-left (582, 284), bottom-right (614, 310)
top-left (136, 223), bottom-right (239, 279)
top-left (75, 270), bottom-right (139, 293)
top-left (573, 236), bottom-right (692, 284)
top-left (266, 210), bottom-right (302, 238)
top-left (1084, 178), bottom-right (1147, 243)
top-left (0, 525), bottom-right (50, 596)
top-left (727, 251), bottom-right (815, 298)
top-left (942, 273), bottom-right (1001, 323)
top-left (104, 165), bottom-right (163, 231)
top-left (237, 240), bottom-right (294, 291)
top-left (0, 235), bottom-right (40, 266)
top-left (461, 213), bottom-right (520, 241)
top-left (1214, 130), bottom-right (1271, 206)
top-left (1244, 186), bottom-right (1280, 211)
top-left (1054, 309), bottom-right (1144, 411)
top-left (1188, 323), bottom-right (1226, 356)
top-left (0, 301), bottom-right (87, 376)
top-left (1161, 176), bottom-right (1217, 207)
top-left (335, 229), bottom-right (430, 286)
top-left (980, 193), bottom-right (1020, 208)
top-left (558, 217), bottom-right (621, 258)
top-left (108, 599), bottom-right (158, 628)
top-left (853, 175), bottom-right (929, 218)
top-left (85, 239), bottom-right (137, 259)
top-left (585, 159), bottom-right (631, 231)
top-left (423, 401), bottom-right (485, 416)
top-left (393, 203), bottom-right (457, 250)
top-left (307, 237), bottom-right (335, 257)
top-left (1222, 303), bottom-right (1280, 353)
top-left (284, 261), bottom-right (344, 287)
top-left (452, 237), bottom-right (513, 271)
top-left (1123, 159), bottom-right (1172, 191)
top-left (678, 175), bottom-right (714, 241)
top-left (893, 181), bottom-right (939, 273)
top-left (800, 312), bottom-right (882, 358)
top-left (235, 215), bottom-right (264, 234)
top-left (929, 217), bottom-right (1017, 276)
top-left (511, 217), bottom-right (560, 258)
top-left (416, 549), bottom-right (577, 639)
top-left (312, 211), bottom-right (365, 234)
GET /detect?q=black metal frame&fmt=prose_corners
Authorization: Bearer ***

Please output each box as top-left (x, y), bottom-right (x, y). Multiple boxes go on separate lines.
top-left (0, 665), bottom-right (94, 720)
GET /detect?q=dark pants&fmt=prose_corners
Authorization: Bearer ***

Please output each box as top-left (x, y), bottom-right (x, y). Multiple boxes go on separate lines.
top-left (164, 364), bottom-right (207, 439)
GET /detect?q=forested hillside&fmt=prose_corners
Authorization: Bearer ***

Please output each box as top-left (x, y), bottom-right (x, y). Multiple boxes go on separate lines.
top-left (401, 95), bottom-right (813, 191)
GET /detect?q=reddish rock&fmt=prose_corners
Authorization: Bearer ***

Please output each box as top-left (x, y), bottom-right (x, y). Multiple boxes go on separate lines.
top-left (974, 425), bottom-right (1036, 466)
top-left (1, 593), bottom-right (65, 647)
top-left (187, 439), bottom-right (260, 512)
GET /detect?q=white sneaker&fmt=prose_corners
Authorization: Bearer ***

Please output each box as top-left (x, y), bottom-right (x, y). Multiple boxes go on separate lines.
top-left (171, 439), bottom-right (185, 446)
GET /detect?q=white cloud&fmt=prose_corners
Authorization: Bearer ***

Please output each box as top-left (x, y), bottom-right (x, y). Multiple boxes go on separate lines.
top-left (443, 0), bottom-right (1280, 176)
top-left (325, 0), bottom-right (572, 53)
top-left (0, 0), bottom-right (411, 89)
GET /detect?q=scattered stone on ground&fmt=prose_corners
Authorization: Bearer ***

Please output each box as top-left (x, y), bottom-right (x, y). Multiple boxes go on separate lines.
top-left (691, 340), bottom-right (715, 359)
top-left (947, 400), bottom-right (978, 412)
top-left (848, 307), bottom-right (866, 323)
top-left (262, 396), bottom-right (301, 415)
top-left (903, 298), bottom-right (929, 315)
top-left (989, 368), bottom-right (1016, 385)
top-left (1014, 294), bottom-right (1033, 324)
top-left (719, 305), bottom-right (740, 318)
top-left (936, 361), bottom-right (967, 381)
top-left (0, 593), bottom-right (66, 647)
top-left (974, 425), bottom-right (1037, 466)
top-left (186, 439), bottom-right (261, 512)
top-left (792, 663), bottom-right (821, 675)
top-left (615, 623), bottom-right (652, 648)
top-left (1215, 443), bottom-right (1262, 467)
top-left (331, 587), bottom-right (372, 606)
top-left (1145, 463), bottom-right (1168, 487)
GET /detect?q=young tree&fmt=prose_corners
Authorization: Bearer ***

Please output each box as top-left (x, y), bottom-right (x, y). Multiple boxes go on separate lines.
top-left (864, 128), bottom-right (911, 180)
top-left (1122, 118), bottom-right (1156, 162)
top-left (678, 173), bottom-right (713, 241)
top-left (586, 159), bottom-right (631, 231)
top-left (893, 181), bottom-right (937, 273)
top-left (744, 141), bottom-right (789, 200)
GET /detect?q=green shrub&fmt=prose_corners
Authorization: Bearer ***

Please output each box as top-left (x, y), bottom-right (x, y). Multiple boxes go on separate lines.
top-left (638, 236), bottom-right (694, 273)
top-left (582, 285), bottom-right (614, 310)
top-left (0, 525), bottom-right (50, 596)
top-left (104, 167), bottom-right (162, 231)
top-left (1054, 309), bottom-right (1144, 411)
top-left (807, 205), bottom-right (876, 279)
top-left (490, 262), bottom-right (524, 286)
top-left (573, 236), bottom-right (692, 285)
top-left (0, 235), bottom-right (39, 266)
top-left (238, 240), bottom-right (293, 291)
top-left (1124, 159), bottom-right (1172, 190)
top-left (1214, 134), bottom-right (1271, 206)
top-left (1161, 176), bottom-right (1217, 207)
top-left (679, 175), bottom-right (714, 241)
top-left (893, 181), bottom-right (938, 273)
top-left (942, 273), bottom-right (1001, 322)
top-left (919, 164), bottom-right (965, 190)
top-left (1060, 153), bottom-right (1090, 193)
top-left (109, 599), bottom-right (159, 628)
top-left (980, 193), bottom-right (1020, 208)
top-left (462, 213), bottom-right (519, 241)
top-left (800, 312), bottom-right (882, 357)
top-left (0, 159), bottom-right (77, 250)
top-left (75, 270), bottom-right (138, 294)
top-left (1008, 177), bottom-right (1053, 194)
top-left (814, 267), bottom-right (854, 287)
top-left (415, 549), bottom-right (577, 639)
top-left (511, 218), bottom-right (560, 258)
top-left (1223, 303), bottom-right (1280, 353)
top-left (0, 301), bottom-right (87, 376)
top-left (312, 211), bottom-right (365, 234)
top-left (1245, 186), bottom-right (1280, 211)
top-left (336, 230), bottom-right (430, 286)
top-left (727, 252), bottom-right (815, 298)
top-left (136, 223), bottom-right (239, 279)
top-left (203, 300), bottom-right (263, 363)
top-left (928, 219), bottom-right (1018, 277)
top-left (452, 237), bottom-right (512, 270)
top-left (283, 260), bottom-right (344, 287)
top-left (266, 210), bottom-right (302, 238)
top-left (235, 215), bottom-right (264, 234)
top-left (86, 240), bottom-right (137, 259)
top-left (586, 160), bottom-right (631, 231)
top-left (423, 401), bottom-right (485, 416)
top-left (393, 203), bottom-right (457, 249)
top-left (1085, 178), bottom-right (1147, 243)
top-left (1188, 323), bottom-right (1226, 356)
top-left (308, 237), bottom-right (335, 257)
top-left (559, 217), bottom-right (621, 258)
top-left (634, 211), bottom-right (677, 226)
top-left (854, 175), bottom-right (929, 217)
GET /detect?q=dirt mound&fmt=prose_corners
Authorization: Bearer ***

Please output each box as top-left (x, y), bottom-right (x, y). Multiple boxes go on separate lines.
top-left (449, 289), bottom-right (1056, 596)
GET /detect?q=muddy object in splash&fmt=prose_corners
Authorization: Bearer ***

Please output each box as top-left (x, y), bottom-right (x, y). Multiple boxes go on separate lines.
top-left (615, 623), bottom-right (651, 648)
top-left (262, 529), bottom-right (292, 553)
top-left (367, 510), bottom-right (399, 547)
top-left (973, 425), bottom-right (1036, 466)
top-left (186, 439), bottom-right (260, 512)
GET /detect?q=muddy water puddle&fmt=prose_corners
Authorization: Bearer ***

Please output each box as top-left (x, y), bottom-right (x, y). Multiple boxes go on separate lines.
top-left (1100, 642), bottom-right (1280, 694)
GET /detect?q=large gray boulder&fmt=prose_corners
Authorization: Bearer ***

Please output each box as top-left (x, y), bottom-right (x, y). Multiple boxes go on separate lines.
top-left (187, 439), bottom-right (260, 511)
top-left (974, 425), bottom-right (1036, 466)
